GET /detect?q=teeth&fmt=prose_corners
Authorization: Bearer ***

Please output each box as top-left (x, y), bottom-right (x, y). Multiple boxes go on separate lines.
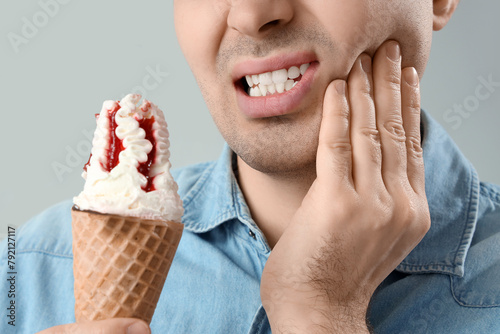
top-left (249, 87), bottom-right (262, 97)
top-left (245, 62), bottom-right (311, 97)
top-left (259, 84), bottom-right (268, 96)
top-left (267, 84), bottom-right (276, 95)
top-left (272, 69), bottom-right (288, 84)
top-left (300, 63), bottom-right (310, 75)
top-left (259, 72), bottom-right (273, 86)
top-left (288, 66), bottom-right (300, 79)
top-left (245, 75), bottom-right (254, 87)
top-left (276, 83), bottom-right (285, 94)
top-left (285, 80), bottom-right (295, 91)
top-left (252, 75), bottom-right (260, 85)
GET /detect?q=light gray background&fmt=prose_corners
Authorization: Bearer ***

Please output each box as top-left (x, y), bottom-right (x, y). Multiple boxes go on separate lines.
top-left (1, 0), bottom-right (499, 238)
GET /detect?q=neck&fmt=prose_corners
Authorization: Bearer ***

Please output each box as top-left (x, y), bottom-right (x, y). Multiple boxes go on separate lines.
top-left (236, 155), bottom-right (316, 248)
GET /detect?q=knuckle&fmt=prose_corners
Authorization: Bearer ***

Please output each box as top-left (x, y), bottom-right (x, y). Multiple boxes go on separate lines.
top-left (405, 198), bottom-right (431, 234)
top-left (378, 190), bottom-right (394, 207)
top-left (64, 324), bottom-right (76, 334)
top-left (359, 84), bottom-right (373, 99)
top-left (407, 136), bottom-right (424, 159)
top-left (323, 142), bottom-right (353, 176)
top-left (383, 120), bottom-right (406, 142)
top-left (417, 216), bottom-right (431, 236)
top-left (406, 94), bottom-right (421, 111)
top-left (360, 128), bottom-right (382, 164)
top-left (416, 203), bottom-right (432, 234)
top-left (410, 216), bottom-right (431, 241)
top-left (401, 202), bottom-right (418, 223)
top-left (421, 216), bottom-right (431, 234)
top-left (325, 141), bottom-right (352, 155)
top-left (373, 193), bottom-right (395, 221)
top-left (329, 105), bottom-right (350, 123)
top-left (370, 143), bottom-right (383, 165)
top-left (328, 143), bottom-right (352, 175)
top-left (384, 192), bottom-right (412, 222)
top-left (360, 127), bottom-right (381, 144)
top-left (62, 323), bottom-right (79, 334)
top-left (383, 70), bottom-right (401, 88)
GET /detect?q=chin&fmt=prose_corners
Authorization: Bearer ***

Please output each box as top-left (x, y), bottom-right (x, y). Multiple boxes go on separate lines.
top-left (229, 133), bottom-right (319, 177)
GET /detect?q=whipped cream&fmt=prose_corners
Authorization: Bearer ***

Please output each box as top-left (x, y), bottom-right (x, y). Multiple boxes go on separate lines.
top-left (73, 94), bottom-right (184, 222)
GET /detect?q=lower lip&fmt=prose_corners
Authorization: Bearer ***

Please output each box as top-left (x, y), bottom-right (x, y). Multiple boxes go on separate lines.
top-left (235, 62), bottom-right (319, 118)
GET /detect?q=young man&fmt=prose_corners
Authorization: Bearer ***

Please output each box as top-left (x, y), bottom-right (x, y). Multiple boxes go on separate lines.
top-left (3, 0), bottom-right (500, 333)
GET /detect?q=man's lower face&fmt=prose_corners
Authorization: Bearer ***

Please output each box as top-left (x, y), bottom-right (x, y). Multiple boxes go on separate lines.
top-left (174, 0), bottom-right (433, 174)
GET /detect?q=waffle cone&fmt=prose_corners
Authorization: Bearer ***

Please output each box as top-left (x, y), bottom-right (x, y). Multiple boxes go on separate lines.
top-left (71, 207), bottom-right (183, 324)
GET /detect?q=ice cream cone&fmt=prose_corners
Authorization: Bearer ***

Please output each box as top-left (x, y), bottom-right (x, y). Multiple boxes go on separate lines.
top-left (71, 206), bottom-right (183, 324)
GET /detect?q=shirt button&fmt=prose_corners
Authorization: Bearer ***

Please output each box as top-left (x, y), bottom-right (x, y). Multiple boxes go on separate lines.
top-left (249, 230), bottom-right (257, 240)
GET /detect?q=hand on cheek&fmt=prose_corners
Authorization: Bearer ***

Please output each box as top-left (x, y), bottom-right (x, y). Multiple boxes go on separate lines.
top-left (261, 40), bottom-right (430, 333)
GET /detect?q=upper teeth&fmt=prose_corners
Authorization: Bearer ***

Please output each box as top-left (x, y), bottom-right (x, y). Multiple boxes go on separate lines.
top-left (245, 63), bottom-right (310, 97)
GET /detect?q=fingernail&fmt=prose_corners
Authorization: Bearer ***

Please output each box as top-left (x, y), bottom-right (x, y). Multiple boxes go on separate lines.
top-left (387, 42), bottom-right (400, 62)
top-left (404, 67), bottom-right (419, 87)
top-left (127, 321), bottom-right (150, 334)
top-left (335, 81), bottom-right (346, 95)
top-left (361, 56), bottom-right (371, 74)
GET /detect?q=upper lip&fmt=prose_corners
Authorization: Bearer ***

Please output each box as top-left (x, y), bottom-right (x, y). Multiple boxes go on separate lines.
top-left (231, 51), bottom-right (318, 83)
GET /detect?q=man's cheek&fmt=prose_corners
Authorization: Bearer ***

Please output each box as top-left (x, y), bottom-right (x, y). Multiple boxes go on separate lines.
top-left (175, 3), bottom-right (222, 62)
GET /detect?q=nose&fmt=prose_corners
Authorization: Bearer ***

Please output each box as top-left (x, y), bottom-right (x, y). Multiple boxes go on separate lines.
top-left (227, 0), bottom-right (294, 39)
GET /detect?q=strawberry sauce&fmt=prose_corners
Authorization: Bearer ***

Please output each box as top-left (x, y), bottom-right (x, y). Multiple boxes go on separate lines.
top-left (103, 103), bottom-right (124, 173)
top-left (83, 101), bottom-right (157, 192)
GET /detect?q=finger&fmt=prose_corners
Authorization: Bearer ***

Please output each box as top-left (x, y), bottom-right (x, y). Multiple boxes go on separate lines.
top-left (37, 318), bottom-right (150, 334)
top-left (317, 79), bottom-right (353, 188)
top-left (372, 40), bottom-right (408, 192)
top-left (348, 54), bottom-right (383, 191)
top-left (401, 67), bottom-right (425, 194)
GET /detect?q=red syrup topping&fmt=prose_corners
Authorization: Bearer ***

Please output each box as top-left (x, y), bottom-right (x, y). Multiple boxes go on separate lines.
top-left (83, 102), bottom-right (157, 192)
top-left (102, 103), bottom-right (124, 172)
top-left (83, 155), bottom-right (92, 173)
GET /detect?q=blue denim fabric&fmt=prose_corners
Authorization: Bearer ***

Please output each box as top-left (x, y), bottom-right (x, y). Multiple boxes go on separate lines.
top-left (0, 110), bottom-right (499, 333)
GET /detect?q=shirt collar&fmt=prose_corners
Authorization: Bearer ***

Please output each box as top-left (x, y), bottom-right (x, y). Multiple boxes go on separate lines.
top-left (179, 144), bottom-right (255, 234)
top-left (179, 110), bottom-right (479, 277)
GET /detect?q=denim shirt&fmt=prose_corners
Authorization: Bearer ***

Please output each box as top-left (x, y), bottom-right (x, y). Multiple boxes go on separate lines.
top-left (1, 110), bottom-right (499, 334)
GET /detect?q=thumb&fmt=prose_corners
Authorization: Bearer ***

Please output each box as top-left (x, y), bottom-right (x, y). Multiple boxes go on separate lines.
top-left (37, 318), bottom-right (150, 334)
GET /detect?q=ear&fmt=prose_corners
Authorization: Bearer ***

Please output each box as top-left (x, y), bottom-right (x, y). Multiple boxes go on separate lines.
top-left (433, 0), bottom-right (460, 31)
